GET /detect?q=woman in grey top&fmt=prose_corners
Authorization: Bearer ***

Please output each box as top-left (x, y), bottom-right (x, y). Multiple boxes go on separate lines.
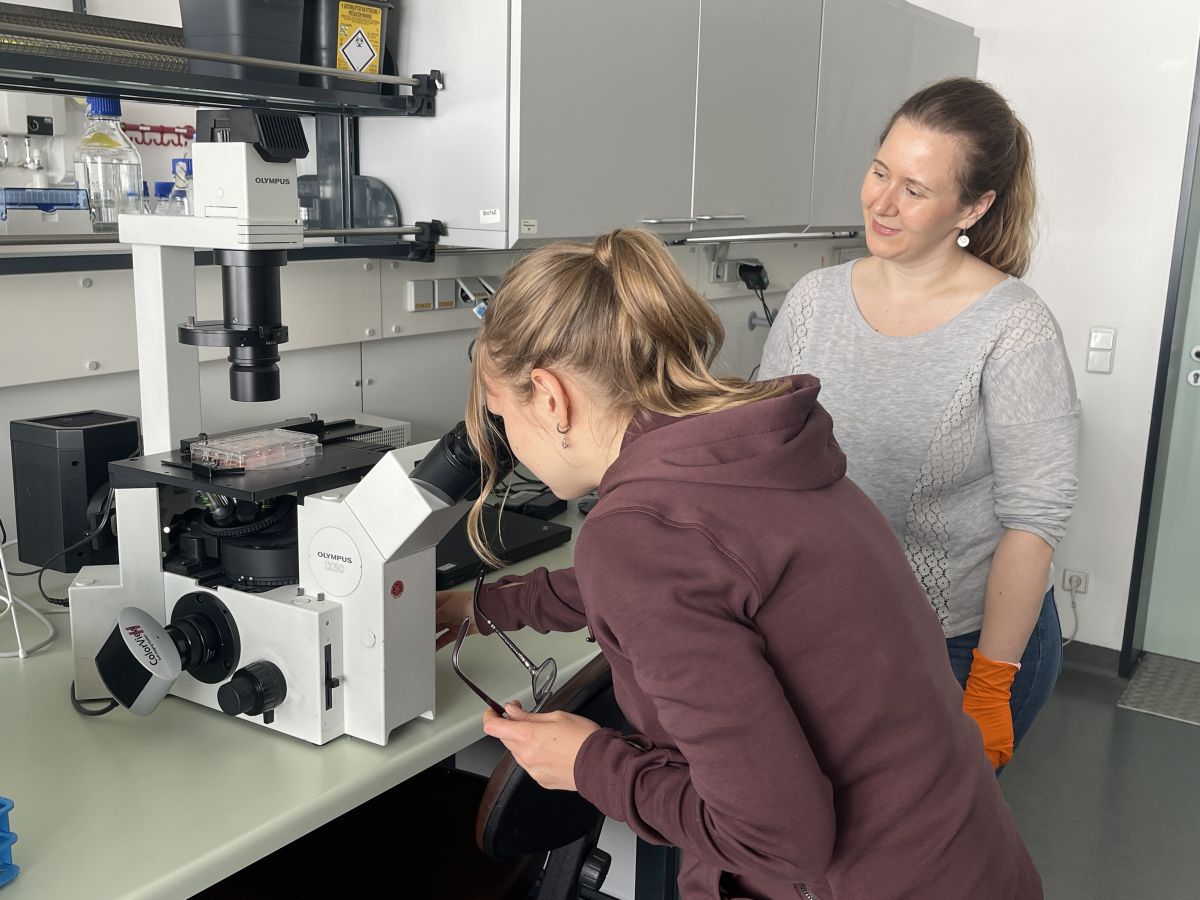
top-left (760, 77), bottom-right (1079, 770)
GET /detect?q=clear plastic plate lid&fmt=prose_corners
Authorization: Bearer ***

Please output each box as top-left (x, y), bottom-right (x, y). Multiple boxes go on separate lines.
top-left (190, 428), bottom-right (321, 470)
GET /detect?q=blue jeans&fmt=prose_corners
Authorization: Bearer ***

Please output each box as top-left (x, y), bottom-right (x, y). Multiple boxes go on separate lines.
top-left (945, 588), bottom-right (1062, 752)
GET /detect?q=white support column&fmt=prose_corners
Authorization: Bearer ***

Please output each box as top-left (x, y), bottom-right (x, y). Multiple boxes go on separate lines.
top-left (131, 243), bottom-right (202, 455)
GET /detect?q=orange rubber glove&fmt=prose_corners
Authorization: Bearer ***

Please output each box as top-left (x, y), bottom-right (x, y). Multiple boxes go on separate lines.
top-left (961, 648), bottom-right (1020, 769)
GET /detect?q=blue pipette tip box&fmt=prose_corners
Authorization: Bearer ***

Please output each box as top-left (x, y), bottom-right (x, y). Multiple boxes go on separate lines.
top-left (0, 796), bottom-right (18, 887)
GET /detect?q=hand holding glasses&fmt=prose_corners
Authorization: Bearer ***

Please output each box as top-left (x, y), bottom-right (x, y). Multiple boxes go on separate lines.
top-left (451, 569), bottom-right (557, 718)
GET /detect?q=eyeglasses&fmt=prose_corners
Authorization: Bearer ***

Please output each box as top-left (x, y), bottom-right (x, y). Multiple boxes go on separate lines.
top-left (451, 569), bottom-right (557, 717)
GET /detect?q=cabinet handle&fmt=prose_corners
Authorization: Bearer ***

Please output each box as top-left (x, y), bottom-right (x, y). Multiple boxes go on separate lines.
top-left (640, 217), bottom-right (697, 225)
top-left (695, 214), bottom-right (747, 221)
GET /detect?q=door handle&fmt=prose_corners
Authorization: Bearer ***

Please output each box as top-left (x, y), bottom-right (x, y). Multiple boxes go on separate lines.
top-left (640, 217), bottom-right (697, 225)
top-left (695, 214), bottom-right (747, 221)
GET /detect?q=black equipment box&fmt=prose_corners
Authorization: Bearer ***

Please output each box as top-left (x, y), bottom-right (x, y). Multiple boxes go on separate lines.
top-left (10, 410), bottom-right (139, 573)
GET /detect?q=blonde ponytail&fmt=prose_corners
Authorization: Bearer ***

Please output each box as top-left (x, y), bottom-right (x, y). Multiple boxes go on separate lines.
top-left (465, 228), bottom-right (788, 564)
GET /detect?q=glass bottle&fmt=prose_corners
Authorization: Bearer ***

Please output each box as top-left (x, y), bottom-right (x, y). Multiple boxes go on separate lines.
top-left (152, 181), bottom-right (174, 215)
top-left (73, 96), bottom-right (145, 232)
top-left (169, 156), bottom-right (192, 216)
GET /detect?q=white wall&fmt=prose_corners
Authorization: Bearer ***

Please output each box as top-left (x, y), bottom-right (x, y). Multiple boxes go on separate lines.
top-left (3, 0), bottom-right (179, 25)
top-left (907, 1), bottom-right (1200, 650)
top-left (0, 239), bottom-right (833, 604)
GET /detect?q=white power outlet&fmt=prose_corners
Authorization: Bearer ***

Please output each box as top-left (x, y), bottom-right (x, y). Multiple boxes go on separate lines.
top-left (1062, 568), bottom-right (1089, 594)
top-left (710, 258), bottom-right (762, 284)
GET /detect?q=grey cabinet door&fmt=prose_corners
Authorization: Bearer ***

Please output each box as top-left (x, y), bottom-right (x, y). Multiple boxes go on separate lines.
top-left (691, 0), bottom-right (822, 234)
top-left (808, 0), bottom-right (978, 229)
top-left (515, 0), bottom-right (701, 242)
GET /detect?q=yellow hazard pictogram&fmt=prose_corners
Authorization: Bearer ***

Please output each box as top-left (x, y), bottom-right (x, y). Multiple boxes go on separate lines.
top-left (337, 2), bottom-right (383, 74)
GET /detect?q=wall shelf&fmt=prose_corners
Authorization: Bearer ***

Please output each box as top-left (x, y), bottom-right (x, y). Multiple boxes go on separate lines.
top-left (0, 49), bottom-right (433, 117)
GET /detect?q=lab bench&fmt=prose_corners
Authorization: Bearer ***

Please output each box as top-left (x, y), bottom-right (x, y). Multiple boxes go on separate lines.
top-left (0, 509), bottom-right (597, 900)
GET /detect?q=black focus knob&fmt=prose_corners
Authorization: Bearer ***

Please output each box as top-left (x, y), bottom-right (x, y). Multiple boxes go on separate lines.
top-left (580, 848), bottom-right (611, 891)
top-left (218, 661), bottom-right (287, 718)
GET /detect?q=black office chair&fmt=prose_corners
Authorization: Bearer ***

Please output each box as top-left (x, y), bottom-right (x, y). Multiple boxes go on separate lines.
top-left (193, 653), bottom-right (624, 900)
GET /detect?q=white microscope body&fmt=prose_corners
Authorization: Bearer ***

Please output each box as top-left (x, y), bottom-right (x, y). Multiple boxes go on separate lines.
top-left (68, 111), bottom-right (470, 745)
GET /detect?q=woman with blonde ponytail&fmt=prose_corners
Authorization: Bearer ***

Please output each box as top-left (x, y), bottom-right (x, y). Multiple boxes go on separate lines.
top-left (437, 227), bottom-right (1042, 899)
top-left (760, 77), bottom-right (1080, 774)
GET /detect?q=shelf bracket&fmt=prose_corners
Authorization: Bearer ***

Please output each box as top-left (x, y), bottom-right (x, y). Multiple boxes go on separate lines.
top-left (405, 70), bottom-right (443, 117)
top-left (404, 220), bottom-right (447, 262)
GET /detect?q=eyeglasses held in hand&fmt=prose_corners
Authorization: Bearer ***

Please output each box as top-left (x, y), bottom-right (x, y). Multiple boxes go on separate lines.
top-left (451, 569), bottom-right (557, 717)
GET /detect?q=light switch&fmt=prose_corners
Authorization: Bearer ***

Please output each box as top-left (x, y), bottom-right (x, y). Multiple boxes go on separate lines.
top-left (1089, 327), bottom-right (1116, 350)
top-left (1087, 349), bottom-right (1113, 374)
top-left (406, 279), bottom-right (434, 312)
top-left (435, 278), bottom-right (458, 310)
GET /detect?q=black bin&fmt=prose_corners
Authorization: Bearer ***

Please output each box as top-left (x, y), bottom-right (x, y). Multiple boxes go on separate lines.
top-left (9, 411), bottom-right (139, 573)
top-left (301, 0), bottom-right (394, 93)
top-left (179, 0), bottom-right (305, 85)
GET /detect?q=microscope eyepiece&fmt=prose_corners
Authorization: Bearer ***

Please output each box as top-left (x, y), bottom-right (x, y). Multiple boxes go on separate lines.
top-left (410, 416), bottom-right (513, 506)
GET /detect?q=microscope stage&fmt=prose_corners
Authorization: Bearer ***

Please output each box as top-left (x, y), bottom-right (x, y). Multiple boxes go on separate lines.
top-left (109, 442), bottom-right (386, 501)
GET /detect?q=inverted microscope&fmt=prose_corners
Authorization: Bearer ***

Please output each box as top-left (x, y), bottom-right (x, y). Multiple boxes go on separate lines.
top-left (65, 109), bottom-right (504, 745)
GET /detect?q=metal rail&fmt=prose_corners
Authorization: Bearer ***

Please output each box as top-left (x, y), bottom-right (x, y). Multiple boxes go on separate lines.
top-left (0, 227), bottom-right (426, 246)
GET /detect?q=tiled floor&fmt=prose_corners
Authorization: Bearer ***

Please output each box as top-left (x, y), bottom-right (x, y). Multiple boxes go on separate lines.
top-left (461, 649), bottom-right (1200, 899)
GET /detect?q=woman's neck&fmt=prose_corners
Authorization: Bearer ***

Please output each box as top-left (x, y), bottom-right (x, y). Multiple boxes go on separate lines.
top-left (871, 248), bottom-right (970, 304)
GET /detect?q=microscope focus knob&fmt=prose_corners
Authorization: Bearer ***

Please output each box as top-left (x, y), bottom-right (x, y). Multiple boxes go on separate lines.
top-left (218, 661), bottom-right (287, 720)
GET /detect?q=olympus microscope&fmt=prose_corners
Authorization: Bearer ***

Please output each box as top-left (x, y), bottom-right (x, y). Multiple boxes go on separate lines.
top-left (67, 109), bottom-right (501, 745)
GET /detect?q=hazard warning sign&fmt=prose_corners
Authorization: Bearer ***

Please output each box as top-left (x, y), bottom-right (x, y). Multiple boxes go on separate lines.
top-left (337, 2), bottom-right (383, 74)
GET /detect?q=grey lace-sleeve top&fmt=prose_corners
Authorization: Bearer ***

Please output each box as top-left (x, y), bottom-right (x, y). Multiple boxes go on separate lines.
top-left (759, 260), bottom-right (1080, 637)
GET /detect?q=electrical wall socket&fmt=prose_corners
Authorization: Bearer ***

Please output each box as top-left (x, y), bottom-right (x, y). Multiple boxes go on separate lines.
top-left (710, 258), bottom-right (762, 284)
top-left (1062, 568), bottom-right (1089, 594)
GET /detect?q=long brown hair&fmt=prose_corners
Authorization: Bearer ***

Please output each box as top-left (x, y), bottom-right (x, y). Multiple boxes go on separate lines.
top-left (882, 76), bottom-right (1037, 277)
top-left (465, 228), bottom-right (788, 564)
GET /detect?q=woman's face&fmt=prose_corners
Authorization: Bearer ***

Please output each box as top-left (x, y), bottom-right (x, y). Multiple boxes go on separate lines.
top-left (860, 117), bottom-right (979, 263)
top-left (483, 376), bottom-right (597, 500)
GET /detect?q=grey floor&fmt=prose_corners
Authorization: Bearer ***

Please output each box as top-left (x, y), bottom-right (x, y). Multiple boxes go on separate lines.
top-left (461, 648), bottom-right (1200, 899)
top-left (1000, 652), bottom-right (1200, 899)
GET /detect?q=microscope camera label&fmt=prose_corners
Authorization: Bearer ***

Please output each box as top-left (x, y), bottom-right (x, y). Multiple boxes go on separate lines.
top-left (254, 177), bottom-right (293, 186)
top-left (310, 527), bottom-right (364, 597)
top-left (125, 624), bottom-right (161, 666)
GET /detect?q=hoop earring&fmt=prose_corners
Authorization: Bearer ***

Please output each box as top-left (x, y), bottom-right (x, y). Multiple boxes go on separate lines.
top-left (556, 422), bottom-right (570, 449)
top-left (957, 229), bottom-right (970, 248)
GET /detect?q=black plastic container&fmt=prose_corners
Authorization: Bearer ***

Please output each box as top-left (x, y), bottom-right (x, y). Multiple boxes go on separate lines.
top-left (301, 0), bottom-right (394, 93)
top-left (10, 411), bottom-right (139, 573)
top-left (179, 0), bottom-right (305, 85)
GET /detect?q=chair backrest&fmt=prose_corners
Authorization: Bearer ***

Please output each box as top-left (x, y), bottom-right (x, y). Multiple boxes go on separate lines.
top-left (475, 652), bottom-right (624, 861)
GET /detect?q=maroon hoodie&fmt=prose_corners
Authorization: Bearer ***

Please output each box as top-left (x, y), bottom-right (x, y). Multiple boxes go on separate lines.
top-left (478, 375), bottom-right (1042, 900)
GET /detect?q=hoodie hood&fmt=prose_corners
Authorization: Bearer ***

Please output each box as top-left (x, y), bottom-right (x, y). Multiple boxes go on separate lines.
top-left (597, 374), bottom-right (846, 499)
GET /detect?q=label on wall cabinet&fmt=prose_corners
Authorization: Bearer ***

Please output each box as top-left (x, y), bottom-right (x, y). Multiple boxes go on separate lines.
top-left (520, 219), bottom-right (538, 235)
top-left (479, 208), bottom-right (502, 225)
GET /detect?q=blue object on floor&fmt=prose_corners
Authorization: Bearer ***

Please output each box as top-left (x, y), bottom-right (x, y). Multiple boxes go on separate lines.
top-left (0, 796), bottom-right (17, 887)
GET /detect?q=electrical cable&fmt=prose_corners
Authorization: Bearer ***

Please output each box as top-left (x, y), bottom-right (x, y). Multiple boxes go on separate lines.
top-left (0, 518), bottom-right (38, 576)
top-left (70, 680), bottom-right (117, 717)
top-left (1061, 582), bottom-right (1080, 647)
top-left (0, 537), bottom-right (56, 659)
top-left (754, 287), bottom-right (774, 327)
top-left (37, 487), bottom-right (116, 607)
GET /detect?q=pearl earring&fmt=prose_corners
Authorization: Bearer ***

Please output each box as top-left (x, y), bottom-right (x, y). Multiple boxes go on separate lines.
top-left (957, 230), bottom-right (970, 248)
top-left (556, 422), bottom-right (570, 449)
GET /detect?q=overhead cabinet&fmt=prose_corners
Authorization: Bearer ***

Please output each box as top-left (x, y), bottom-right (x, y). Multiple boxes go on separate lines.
top-left (809, 0), bottom-right (981, 229)
top-left (362, 0), bottom-right (977, 249)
